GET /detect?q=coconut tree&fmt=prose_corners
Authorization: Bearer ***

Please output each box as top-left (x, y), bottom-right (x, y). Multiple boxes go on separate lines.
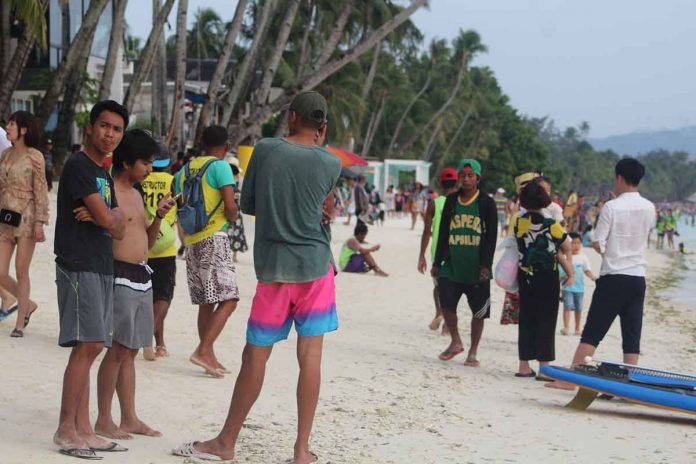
top-left (0, 0), bottom-right (49, 119)
top-left (98, 0), bottom-right (128, 101)
top-left (123, 0), bottom-right (176, 112)
top-left (166, 0), bottom-right (188, 149)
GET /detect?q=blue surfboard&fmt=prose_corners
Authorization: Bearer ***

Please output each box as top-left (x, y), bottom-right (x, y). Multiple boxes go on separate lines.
top-left (540, 364), bottom-right (696, 415)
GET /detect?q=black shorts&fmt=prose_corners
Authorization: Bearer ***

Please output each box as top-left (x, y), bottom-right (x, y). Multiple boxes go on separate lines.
top-left (149, 257), bottom-right (176, 303)
top-left (581, 275), bottom-right (646, 354)
top-left (437, 278), bottom-right (490, 319)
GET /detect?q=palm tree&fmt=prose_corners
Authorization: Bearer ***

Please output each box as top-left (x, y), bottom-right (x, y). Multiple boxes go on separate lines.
top-left (0, 0), bottom-right (49, 119)
top-left (192, 0), bottom-right (247, 147)
top-left (36, 0), bottom-right (109, 127)
top-left (98, 0), bottom-right (128, 101)
top-left (166, 0), bottom-right (188, 148)
top-left (189, 8), bottom-right (226, 59)
top-left (123, 0), bottom-right (176, 113)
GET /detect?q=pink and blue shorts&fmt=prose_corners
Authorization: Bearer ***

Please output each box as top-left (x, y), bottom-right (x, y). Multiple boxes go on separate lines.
top-left (247, 270), bottom-right (338, 346)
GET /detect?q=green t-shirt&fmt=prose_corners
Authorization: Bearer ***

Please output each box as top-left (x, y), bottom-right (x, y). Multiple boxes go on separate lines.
top-left (440, 192), bottom-right (483, 285)
top-left (339, 239), bottom-right (359, 270)
top-left (240, 138), bottom-right (341, 283)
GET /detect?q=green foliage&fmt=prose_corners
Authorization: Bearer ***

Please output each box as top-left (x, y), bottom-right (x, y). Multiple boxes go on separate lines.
top-left (74, 74), bottom-right (99, 129)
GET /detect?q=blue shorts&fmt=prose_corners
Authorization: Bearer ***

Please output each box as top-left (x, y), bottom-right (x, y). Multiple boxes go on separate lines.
top-left (562, 291), bottom-right (584, 312)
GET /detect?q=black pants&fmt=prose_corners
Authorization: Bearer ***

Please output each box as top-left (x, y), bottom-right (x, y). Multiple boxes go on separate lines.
top-left (518, 271), bottom-right (559, 362)
top-left (581, 275), bottom-right (645, 353)
top-left (45, 169), bottom-right (52, 191)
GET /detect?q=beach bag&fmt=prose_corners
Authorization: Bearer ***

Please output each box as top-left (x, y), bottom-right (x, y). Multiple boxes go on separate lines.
top-left (177, 159), bottom-right (222, 235)
top-left (494, 235), bottom-right (519, 293)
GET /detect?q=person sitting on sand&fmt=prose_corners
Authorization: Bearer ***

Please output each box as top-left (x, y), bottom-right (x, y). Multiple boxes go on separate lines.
top-left (560, 232), bottom-right (597, 336)
top-left (95, 130), bottom-right (174, 440)
top-left (548, 158), bottom-right (655, 390)
top-left (514, 179), bottom-right (574, 380)
top-left (431, 159), bottom-right (498, 367)
top-left (339, 222), bottom-right (388, 276)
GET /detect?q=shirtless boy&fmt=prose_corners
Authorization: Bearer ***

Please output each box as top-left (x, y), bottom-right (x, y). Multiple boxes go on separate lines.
top-left (94, 129), bottom-right (175, 440)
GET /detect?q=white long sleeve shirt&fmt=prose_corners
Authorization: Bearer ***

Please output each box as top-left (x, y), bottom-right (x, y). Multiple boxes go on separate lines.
top-left (593, 192), bottom-right (655, 277)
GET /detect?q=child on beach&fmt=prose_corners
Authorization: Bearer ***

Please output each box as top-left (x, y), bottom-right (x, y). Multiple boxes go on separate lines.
top-left (560, 232), bottom-right (597, 336)
top-left (95, 129), bottom-right (175, 440)
top-left (339, 222), bottom-right (388, 276)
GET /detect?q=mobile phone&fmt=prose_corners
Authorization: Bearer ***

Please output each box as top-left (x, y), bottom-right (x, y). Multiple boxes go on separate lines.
top-left (173, 193), bottom-right (182, 201)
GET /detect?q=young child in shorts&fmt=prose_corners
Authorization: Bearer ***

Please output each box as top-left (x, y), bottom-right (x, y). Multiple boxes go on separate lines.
top-left (561, 232), bottom-right (597, 335)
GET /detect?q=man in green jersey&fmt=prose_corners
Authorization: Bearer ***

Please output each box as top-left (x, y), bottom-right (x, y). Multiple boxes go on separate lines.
top-left (418, 168), bottom-right (459, 333)
top-left (431, 160), bottom-right (498, 367)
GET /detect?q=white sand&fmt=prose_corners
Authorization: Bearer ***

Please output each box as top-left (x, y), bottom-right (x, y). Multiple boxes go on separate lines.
top-left (1, 205), bottom-right (695, 463)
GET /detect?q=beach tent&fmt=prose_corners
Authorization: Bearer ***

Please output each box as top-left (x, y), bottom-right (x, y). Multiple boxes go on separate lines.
top-left (382, 159), bottom-right (432, 193)
top-left (326, 146), bottom-right (368, 167)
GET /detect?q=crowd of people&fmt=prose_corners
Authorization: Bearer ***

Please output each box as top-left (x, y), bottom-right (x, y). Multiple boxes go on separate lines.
top-left (0, 88), bottom-right (688, 462)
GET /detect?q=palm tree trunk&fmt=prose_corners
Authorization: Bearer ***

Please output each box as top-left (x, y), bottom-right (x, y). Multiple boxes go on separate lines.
top-left (311, 0), bottom-right (353, 72)
top-left (192, 0), bottom-right (246, 147)
top-left (423, 116), bottom-right (445, 161)
top-left (221, 0), bottom-right (277, 130)
top-left (166, 0), bottom-right (188, 149)
top-left (442, 106), bottom-right (475, 158)
top-left (122, 0), bottom-right (176, 113)
top-left (36, 0), bottom-right (109, 127)
top-left (257, 0), bottom-right (301, 105)
top-left (54, 25), bottom-right (98, 172)
top-left (295, 0), bottom-right (315, 80)
top-left (397, 52), bottom-right (469, 157)
top-left (228, 0), bottom-right (427, 146)
top-left (0, 0), bottom-right (49, 120)
top-left (97, 0), bottom-right (128, 101)
top-left (0, 1), bottom-right (11, 73)
top-left (156, 15), bottom-right (167, 136)
top-left (386, 71), bottom-right (431, 157)
top-left (361, 40), bottom-right (382, 100)
top-left (361, 90), bottom-right (387, 157)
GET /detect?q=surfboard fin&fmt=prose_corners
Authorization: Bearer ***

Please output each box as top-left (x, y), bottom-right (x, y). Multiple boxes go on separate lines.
top-left (566, 388), bottom-right (598, 411)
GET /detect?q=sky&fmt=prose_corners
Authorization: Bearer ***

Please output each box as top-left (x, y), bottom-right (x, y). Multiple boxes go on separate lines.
top-left (126, 0), bottom-right (696, 138)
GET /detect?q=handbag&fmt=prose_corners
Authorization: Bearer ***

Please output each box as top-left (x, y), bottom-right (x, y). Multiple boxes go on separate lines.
top-left (494, 235), bottom-right (519, 293)
top-left (0, 208), bottom-right (21, 227)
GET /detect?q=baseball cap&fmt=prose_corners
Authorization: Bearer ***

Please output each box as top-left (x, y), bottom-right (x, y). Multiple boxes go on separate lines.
top-left (497, 188), bottom-right (505, 194)
top-left (439, 168), bottom-right (458, 182)
top-left (152, 143), bottom-right (171, 168)
top-left (289, 91), bottom-right (328, 125)
top-left (458, 158), bottom-right (481, 177)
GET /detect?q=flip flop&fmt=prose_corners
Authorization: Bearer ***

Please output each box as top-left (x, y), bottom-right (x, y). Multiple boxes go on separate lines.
top-left (172, 441), bottom-right (232, 462)
top-left (24, 305), bottom-right (38, 327)
top-left (59, 448), bottom-right (103, 460)
top-left (90, 442), bottom-right (128, 452)
top-left (438, 347), bottom-right (464, 361)
top-left (514, 370), bottom-right (536, 378)
top-left (190, 355), bottom-right (224, 378)
top-left (10, 328), bottom-right (23, 338)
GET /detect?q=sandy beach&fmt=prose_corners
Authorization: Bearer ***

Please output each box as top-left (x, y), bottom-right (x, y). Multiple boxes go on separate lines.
top-left (1, 200), bottom-right (695, 464)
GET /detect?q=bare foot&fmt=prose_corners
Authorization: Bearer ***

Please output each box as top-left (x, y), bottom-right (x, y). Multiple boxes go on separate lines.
top-left (464, 354), bottom-right (480, 367)
top-left (215, 360), bottom-right (231, 374)
top-left (191, 439), bottom-right (235, 461)
top-left (545, 380), bottom-right (577, 391)
top-left (374, 268), bottom-right (389, 277)
top-left (155, 346), bottom-right (168, 357)
top-left (82, 431), bottom-right (119, 448)
top-left (190, 354), bottom-right (224, 378)
top-left (294, 451), bottom-right (319, 464)
top-left (438, 343), bottom-right (464, 361)
top-left (143, 347), bottom-right (156, 361)
top-left (95, 420), bottom-right (133, 440)
top-left (428, 316), bottom-right (442, 331)
top-left (53, 430), bottom-right (85, 449)
top-left (121, 419), bottom-right (162, 437)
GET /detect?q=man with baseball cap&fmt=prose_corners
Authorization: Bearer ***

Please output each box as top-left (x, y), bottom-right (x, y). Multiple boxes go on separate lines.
top-left (174, 91), bottom-right (341, 463)
top-left (431, 159), bottom-right (498, 367)
top-left (418, 167), bottom-right (459, 334)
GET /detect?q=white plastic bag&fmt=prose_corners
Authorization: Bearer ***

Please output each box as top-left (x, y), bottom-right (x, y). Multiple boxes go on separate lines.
top-left (494, 235), bottom-right (519, 293)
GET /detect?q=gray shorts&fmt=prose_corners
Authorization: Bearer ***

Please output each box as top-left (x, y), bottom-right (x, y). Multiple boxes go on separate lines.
top-left (186, 233), bottom-right (239, 305)
top-left (113, 261), bottom-right (154, 349)
top-left (56, 264), bottom-right (114, 348)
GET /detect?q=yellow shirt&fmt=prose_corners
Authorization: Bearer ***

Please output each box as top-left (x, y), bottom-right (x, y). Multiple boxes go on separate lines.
top-left (141, 171), bottom-right (177, 258)
top-left (174, 156), bottom-right (234, 246)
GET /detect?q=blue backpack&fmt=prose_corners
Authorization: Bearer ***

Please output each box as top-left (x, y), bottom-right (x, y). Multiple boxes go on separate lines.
top-left (177, 159), bottom-right (222, 235)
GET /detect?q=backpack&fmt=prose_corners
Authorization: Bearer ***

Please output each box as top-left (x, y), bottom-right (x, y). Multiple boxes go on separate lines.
top-left (177, 159), bottom-right (222, 235)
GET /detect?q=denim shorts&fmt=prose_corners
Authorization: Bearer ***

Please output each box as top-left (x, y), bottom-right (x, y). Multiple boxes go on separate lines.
top-left (562, 290), bottom-right (584, 312)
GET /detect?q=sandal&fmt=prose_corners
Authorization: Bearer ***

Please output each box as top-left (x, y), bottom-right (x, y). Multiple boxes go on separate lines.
top-left (438, 347), bottom-right (464, 361)
top-left (514, 370), bottom-right (536, 378)
top-left (10, 328), bottom-right (23, 338)
top-left (59, 448), bottom-right (102, 460)
top-left (24, 304), bottom-right (38, 327)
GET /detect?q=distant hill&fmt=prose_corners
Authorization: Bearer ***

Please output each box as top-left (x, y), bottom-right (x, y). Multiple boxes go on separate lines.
top-left (589, 126), bottom-right (696, 156)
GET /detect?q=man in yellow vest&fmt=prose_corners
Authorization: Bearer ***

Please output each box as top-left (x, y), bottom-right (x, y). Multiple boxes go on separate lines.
top-left (417, 168), bottom-right (459, 333)
top-left (140, 144), bottom-right (177, 359)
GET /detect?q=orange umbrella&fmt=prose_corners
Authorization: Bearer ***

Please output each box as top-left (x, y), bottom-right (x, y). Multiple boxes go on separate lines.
top-left (326, 146), bottom-right (368, 167)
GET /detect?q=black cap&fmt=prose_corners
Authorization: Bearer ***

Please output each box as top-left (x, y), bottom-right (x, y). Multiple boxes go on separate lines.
top-left (153, 143), bottom-right (171, 168)
top-left (289, 91), bottom-right (328, 125)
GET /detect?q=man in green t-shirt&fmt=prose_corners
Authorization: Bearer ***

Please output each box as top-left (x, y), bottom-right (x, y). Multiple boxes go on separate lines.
top-left (431, 159), bottom-right (498, 367)
top-left (418, 168), bottom-right (459, 334)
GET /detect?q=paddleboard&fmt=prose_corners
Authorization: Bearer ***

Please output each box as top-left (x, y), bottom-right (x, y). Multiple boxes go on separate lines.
top-left (540, 363), bottom-right (696, 415)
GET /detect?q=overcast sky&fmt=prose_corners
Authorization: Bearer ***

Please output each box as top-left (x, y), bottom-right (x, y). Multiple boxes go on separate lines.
top-left (126, 0), bottom-right (696, 138)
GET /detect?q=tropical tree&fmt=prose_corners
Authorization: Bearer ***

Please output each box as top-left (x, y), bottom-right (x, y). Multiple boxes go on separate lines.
top-left (166, 0), bottom-right (189, 149)
top-left (98, 0), bottom-right (128, 101)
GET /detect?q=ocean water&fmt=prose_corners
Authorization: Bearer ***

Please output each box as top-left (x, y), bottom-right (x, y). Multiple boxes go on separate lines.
top-left (672, 217), bottom-right (696, 309)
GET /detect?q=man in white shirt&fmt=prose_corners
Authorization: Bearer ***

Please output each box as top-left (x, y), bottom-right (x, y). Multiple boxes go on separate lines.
top-left (548, 159), bottom-right (655, 389)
